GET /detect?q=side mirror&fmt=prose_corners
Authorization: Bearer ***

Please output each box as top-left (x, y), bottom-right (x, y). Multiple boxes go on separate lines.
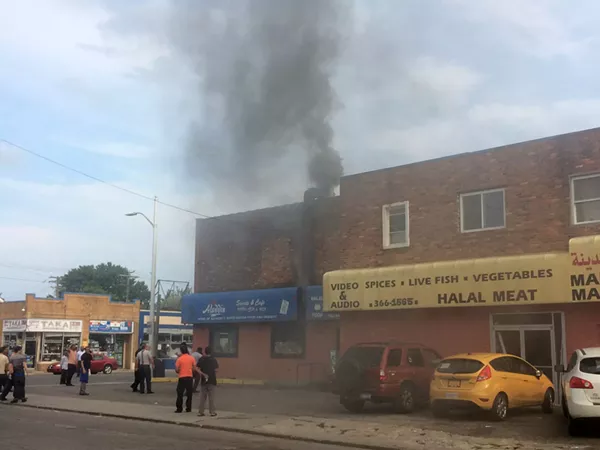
top-left (554, 364), bottom-right (565, 373)
top-left (535, 369), bottom-right (542, 379)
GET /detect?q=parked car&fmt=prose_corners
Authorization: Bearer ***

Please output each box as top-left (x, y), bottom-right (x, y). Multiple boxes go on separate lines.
top-left (47, 354), bottom-right (118, 375)
top-left (560, 347), bottom-right (600, 436)
top-left (333, 342), bottom-right (441, 413)
top-left (430, 353), bottom-right (554, 421)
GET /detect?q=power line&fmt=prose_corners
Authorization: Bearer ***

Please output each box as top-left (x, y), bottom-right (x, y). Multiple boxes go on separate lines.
top-left (0, 276), bottom-right (46, 283)
top-left (0, 263), bottom-right (68, 274)
top-left (2, 139), bottom-right (212, 218)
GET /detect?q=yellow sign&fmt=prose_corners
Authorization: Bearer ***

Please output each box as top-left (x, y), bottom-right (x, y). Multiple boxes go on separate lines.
top-left (323, 253), bottom-right (572, 312)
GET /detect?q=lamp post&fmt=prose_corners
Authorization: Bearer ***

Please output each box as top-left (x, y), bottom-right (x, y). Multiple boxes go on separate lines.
top-left (126, 196), bottom-right (158, 357)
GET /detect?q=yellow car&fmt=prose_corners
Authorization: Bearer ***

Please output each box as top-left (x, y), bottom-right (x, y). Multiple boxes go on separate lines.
top-left (430, 353), bottom-right (555, 420)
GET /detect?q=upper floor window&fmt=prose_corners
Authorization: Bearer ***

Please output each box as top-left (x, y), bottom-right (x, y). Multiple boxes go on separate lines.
top-left (382, 201), bottom-right (409, 249)
top-left (460, 189), bottom-right (505, 232)
top-left (572, 174), bottom-right (600, 224)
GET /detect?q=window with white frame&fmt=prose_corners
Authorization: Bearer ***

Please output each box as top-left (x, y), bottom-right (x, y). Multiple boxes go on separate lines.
top-left (460, 189), bottom-right (505, 232)
top-left (382, 202), bottom-right (409, 248)
top-left (572, 174), bottom-right (600, 224)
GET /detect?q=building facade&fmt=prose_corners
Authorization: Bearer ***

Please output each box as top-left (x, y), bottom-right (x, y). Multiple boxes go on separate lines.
top-left (188, 127), bottom-right (600, 387)
top-left (0, 293), bottom-right (140, 370)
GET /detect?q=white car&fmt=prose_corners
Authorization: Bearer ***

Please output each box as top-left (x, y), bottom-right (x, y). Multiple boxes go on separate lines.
top-left (561, 347), bottom-right (600, 435)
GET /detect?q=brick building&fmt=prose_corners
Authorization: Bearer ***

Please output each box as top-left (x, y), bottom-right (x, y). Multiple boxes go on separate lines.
top-left (0, 293), bottom-right (140, 370)
top-left (185, 127), bottom-right (600, 388)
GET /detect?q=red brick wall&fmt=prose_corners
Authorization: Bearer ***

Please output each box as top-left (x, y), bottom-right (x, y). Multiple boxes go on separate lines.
top-left (335, 128), bottom-right (600, 270)
top-left (193, 322), bottom-right (339, 383)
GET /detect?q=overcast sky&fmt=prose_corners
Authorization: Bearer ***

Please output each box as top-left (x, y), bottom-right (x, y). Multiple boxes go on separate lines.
top-left (1, 0), bottom-right (600, 301)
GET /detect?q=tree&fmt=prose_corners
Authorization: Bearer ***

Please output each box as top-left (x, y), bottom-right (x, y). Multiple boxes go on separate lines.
top-left (157, 285), bottom-right (191, 311)
top-left (58, 262), bottom-right (150, 304)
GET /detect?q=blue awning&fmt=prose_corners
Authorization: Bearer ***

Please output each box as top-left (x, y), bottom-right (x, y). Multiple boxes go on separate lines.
top-left (305, 286), bottom-right (340, 321)
top-left (182, 287), bottom-right (298, 324)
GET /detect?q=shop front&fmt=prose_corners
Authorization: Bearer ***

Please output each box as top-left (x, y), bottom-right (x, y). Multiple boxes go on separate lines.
top-left (89, 320), bottom-right (134, 367)
top-left (183, 286), bottom-right (339, 384)
top-left (323, 237), bottom-right (600, 401)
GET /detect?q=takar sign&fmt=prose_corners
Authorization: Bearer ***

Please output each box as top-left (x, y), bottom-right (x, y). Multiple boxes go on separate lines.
top-left (2, 319), bottom-right (27, 332)
top-left (323, 253), bottom-right (571, 312)
top-left (89, 320), bottom-right (133, 334)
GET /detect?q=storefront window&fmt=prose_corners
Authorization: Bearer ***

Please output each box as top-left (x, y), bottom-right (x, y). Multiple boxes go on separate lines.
top-left (271, 322), bottom-right (305, 359)
top-left (154, 332), bottom-right (194, 358)
top-left (41, 333), bottom-right (80, 362)
top-left (209, 325), bottom-right (238, 357)
top-left (2, 333), bottom-right (24, 350)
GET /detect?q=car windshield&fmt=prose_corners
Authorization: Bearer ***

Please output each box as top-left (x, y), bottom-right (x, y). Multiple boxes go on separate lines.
top-left (341, 346), bottom-right (384, 368)
top-left (580, 357), bottom-right (600, 375)
top-left (436, 358), bottom-right (484, 374)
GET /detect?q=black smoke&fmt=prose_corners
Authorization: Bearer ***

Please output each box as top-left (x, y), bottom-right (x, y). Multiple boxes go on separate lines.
top-left (170, 0), bottom-right (346, 200)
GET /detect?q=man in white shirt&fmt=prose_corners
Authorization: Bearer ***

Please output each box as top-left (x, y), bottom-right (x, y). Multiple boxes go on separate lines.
top-left (135, 344), bottom-right (154, 394)
top-left (0, 346), bottom-right (9, 397)
top-left (191, 347), bottom-right (203, 393)
top-left (76, 347), bottom-right (85, 378)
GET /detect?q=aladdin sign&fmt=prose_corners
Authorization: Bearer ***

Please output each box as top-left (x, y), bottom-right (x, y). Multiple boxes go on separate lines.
top-left (2, 319), bottom-right (83, 333)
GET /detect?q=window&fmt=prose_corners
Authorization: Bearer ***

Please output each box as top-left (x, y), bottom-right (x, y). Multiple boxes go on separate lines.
top-left (460, 189), bottom-right (505, 232)
top-left (382, 202), bottom-right (409, 248)
top-left (407, 348), bottom-right (424, 367)
top-left (572, 174), bottom-right (600, 224)
top-left (566, 352), bottom-right (578, 372)
top-left (580, 357), bottom-right (600, 375)
top-left (341, 346), bottom-right (384, 368)
top-left (209, 325), bottom-right (239, 357)
top-left (513, 358), bottom-right (537, 377)
top-left (271, 322), bottom-right (305, 358)
top-left (386, 349), bottom-right (403, 367)
top-left (490, 356), bottom-right (511, 373)
top-left (436, 358), bottom-right (483, 374)
top-left (422, 348), bottom-right (442, 367)
top-left (41, 333), bottom-right (79, 362)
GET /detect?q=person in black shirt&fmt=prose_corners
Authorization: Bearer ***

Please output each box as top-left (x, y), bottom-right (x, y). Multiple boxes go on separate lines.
top-left (79, 347), bottom-right (92, 396)
top-left (197, 346), bottom-right (218, 417)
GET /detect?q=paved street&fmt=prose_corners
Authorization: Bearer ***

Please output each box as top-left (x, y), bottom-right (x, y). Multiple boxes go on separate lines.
top-left (2, 407), bottom-right (351, 450)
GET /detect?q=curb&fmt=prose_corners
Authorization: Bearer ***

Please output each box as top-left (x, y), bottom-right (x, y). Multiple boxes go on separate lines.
top-left (9, 403), bottom-right (403, 450)
top-left (152, 378), bottom-right (265, 386)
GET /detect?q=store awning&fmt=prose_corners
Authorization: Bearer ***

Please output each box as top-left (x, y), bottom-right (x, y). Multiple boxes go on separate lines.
top-left (323, 252), bottom-right (574, 312)
top-left (305, 286), bottom-right (339, 321)
top-left (181, 287), bottom-right (298, 324)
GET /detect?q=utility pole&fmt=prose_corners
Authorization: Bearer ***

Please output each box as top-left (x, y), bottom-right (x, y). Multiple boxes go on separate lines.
top-left (118, 271), bottom-right (137, 302)
top-left (48, 276), bottom-right (60, 298)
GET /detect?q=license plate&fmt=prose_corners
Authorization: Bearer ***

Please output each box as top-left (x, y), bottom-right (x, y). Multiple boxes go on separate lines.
top-left (448, 380), bottom-right (461, 388)
top-left (359, 393), bottom-right (371, 400)
top-left (445, 392), bottom-right (459, 399)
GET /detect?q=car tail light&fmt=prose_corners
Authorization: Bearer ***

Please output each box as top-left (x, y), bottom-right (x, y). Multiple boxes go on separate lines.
top-left (570, 376), bottom-right (594, 389)
top-left (379, 369), bottom-right (387, 382)
top-left (476, 365), bottom-right (492, 382)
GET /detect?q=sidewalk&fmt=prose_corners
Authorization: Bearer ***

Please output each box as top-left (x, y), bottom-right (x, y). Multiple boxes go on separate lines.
top-left (1, 394), bottom-right (580, 450)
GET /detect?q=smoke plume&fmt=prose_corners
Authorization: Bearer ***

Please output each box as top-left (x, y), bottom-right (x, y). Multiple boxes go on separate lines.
top-left (171, 0), bottom-right (345, 201)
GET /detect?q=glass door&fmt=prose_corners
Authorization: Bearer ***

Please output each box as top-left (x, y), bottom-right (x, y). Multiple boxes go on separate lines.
top-left (523, 329), bottom-right (555, 383)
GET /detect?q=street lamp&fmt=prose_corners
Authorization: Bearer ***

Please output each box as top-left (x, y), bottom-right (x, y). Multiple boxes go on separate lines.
top-left (126, 196), bottom-right (158, 358)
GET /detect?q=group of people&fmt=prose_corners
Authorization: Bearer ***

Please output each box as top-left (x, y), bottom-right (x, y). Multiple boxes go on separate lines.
top-left (0, 345), bottom-right (28, 403)
top-left (130, 342), bottom-right (219, 416)
top-left (58, 345), bottom-right (93, 395)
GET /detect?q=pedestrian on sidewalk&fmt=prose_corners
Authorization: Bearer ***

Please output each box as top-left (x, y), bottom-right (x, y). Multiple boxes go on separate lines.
top-left (130, 346), bottom-right (142, 392)
top-left (76, 346), bottom-right (85, 378)
top-left (136, 343), bottom-right (154, 394)
top-left (7, 345), bottom-right (27, 403)
top-left (174, 343), bottom-right (196, 413)
top-left (79, 347), bottom-right (92, 396)
top-left (0, 346), bottom-right (9, 395)
top-left (59, 351), bottom-right (69, 385)
top-left (191, 347), bottom-right (203, 393)
top-left (197, 345), bottom-right (219, 417)
top-left (66, 345), bottom-right (78, 386)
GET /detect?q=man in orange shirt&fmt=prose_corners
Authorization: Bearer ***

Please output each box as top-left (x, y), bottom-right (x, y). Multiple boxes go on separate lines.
top-left (174, 343), bottom-right (197, 413)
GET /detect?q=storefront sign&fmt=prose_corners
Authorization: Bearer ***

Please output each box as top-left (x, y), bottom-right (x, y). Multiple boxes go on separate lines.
top-left (305, 286), bottom-right (339, 321)
top-left (89, 320), bottom-right (133, 334)
top-left (2, 319), bottom-right (27, 332)
top-left (181, 287), bottom-right (298, 323)
top-left (26, 319), bottom-right (83, 332)
top-left (324, 253), bottom-right (572, 312)
top-left (570, 235), bottom-right (600, 302)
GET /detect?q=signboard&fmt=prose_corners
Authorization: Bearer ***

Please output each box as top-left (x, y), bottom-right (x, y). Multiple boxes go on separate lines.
top-left (2, 319), bottom-right (82, 333)
top-left (89, 320), bottom-right (133, 334)
top-left (569, 235), bottom-right (600, 302)
top-left (323, 253), bottom-right (571, 312)
top-left (305, 286), bottom-right (339, 321)
top-left (182, 287), bottom-right (298, 323)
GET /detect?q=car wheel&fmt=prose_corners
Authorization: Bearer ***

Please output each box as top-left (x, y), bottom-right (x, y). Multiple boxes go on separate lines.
top-left (490, 393), bottom-right (508, 421)
top-left (394, 383), bottom-right (416, 414)
top-left (431, 402), bottom-right (449, 418)
top-left (341, 397), bottom-right (365, 413)
top-left (542, 388), bottom-right (554, 414)
top-left (568, 418), bottom-right (583, 437)
top-left (103, 364), bottom-right (113, 374)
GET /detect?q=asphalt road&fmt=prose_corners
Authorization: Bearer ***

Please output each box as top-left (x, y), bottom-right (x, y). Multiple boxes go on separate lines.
top-left (1, 406), bottom-right (352, 450)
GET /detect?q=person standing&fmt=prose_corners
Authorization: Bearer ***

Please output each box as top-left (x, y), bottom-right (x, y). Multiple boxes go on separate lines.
top-left (191, 347), bottom-right (203, 393)
top-left (7, 345), bottom-right (27, 403)
top-left (79, 347), bottom-right (92, 396)
top-left (59, 351), bottom-right (69, 385)
top-left (197, 346), bottom-right (219, 417)
top-left (136, 343), bottom-right (154, 394)
top-left (0, 346), bottom-right (9, 395)
top-left (130, 346), bottom-right (142, 392)
top-left (66, 345), bottom-right (78, 386)
top-left (174, 343), bottom-right (196, 413)
top-left (76, 346), bottom-right (85, 378)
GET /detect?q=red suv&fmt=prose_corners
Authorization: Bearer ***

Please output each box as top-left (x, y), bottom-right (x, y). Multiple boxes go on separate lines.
top-left (334, 342), bottom-right (442, 413)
